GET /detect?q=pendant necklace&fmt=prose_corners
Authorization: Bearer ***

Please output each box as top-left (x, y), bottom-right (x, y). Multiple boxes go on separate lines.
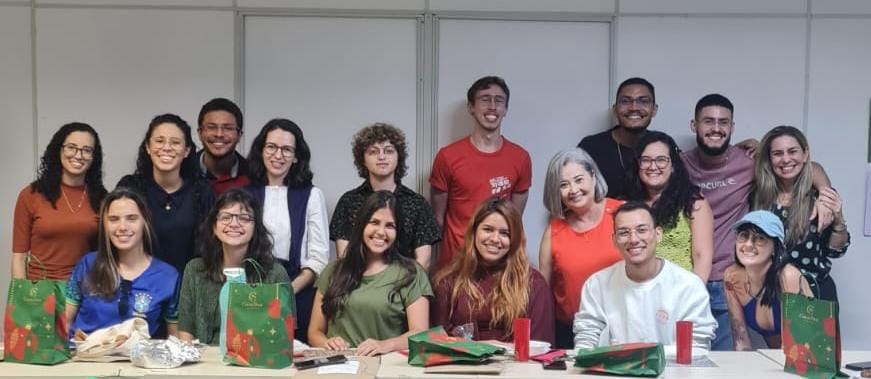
top-left (61, 186), bottom-right (86, 213)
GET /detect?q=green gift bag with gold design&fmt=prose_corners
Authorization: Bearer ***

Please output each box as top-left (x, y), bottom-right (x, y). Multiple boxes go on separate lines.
top-left (408, 327), bottom-right (505, 367)
top-left (223, 260), bottom-right (295, 369)
top-left (3, 256), bottom-right (70, 365)
top-left (781, 293), bottom-right (847, 379)
top-left (574, 342), bottom-right (665, 377)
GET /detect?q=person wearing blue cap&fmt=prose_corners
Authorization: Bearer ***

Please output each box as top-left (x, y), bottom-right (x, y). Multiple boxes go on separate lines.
top-left (723, 210), bottom-right (812, 351)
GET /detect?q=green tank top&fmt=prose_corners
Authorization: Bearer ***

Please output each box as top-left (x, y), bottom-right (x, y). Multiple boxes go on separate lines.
top-left (657, 213), bottom-right (693, 271)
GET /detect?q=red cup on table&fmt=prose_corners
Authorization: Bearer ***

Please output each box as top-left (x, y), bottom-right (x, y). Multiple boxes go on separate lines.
top-left (514, 317), bottom-right (531, 362)
top-left (675, 320), bottom-right (693, 364)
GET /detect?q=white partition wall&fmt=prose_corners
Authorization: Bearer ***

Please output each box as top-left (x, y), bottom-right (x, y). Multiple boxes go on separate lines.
top-left (36, 8), bottom-right (235, 186)
top-left (0, 4), bottom-right (34, 315)
top-left (436, 18), bottom-right (611, 266)
top-left (615, 16), bottom-right (807, 147)
top-left (806, 18), bottom-right (871, 350)
top-left (243, 15), bottom-right (419, 232)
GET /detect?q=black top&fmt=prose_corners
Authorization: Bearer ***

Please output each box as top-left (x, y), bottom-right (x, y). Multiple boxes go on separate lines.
top-left (577, 126), bottom-right (636, 200)
top-left (771, 203), bottom-right (849, 293)
top-left (117, 175), bottom-right (215, 274)
top-left (329, 181), bottom-right (441, 259)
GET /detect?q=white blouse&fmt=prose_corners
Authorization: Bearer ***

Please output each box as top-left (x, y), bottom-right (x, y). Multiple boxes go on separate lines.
top-left (262, 186), bottom-right (329, 275)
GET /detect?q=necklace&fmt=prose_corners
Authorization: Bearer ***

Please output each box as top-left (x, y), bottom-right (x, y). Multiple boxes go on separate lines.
top-left (61, 186), bottom-right (86, 213)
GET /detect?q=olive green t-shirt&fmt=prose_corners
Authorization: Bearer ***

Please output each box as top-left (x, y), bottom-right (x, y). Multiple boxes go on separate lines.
top-left (315, 261), bottom-right (432, 347)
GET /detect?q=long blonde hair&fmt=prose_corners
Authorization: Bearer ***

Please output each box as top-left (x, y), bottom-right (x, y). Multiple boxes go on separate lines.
top-left (433, 198), bottom-right (530, 336)
top-left (752, 126), bottom-right (814, 248)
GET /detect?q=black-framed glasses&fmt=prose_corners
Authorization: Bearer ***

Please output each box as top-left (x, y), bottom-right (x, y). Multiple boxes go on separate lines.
top-left (217, 212), bottom-right (255, 225)
top-left (118, 279), bottom-right (133, 316)
top-left (263, 143), bottom-right (295, 158)
top-left (639, 156), bottom-right (671, 169)
top-left (61, 144), bottom-right (95, 159)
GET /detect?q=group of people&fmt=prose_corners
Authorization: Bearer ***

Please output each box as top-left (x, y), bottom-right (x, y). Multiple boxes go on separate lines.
top-left (11, 75), bottom-right (849, 358)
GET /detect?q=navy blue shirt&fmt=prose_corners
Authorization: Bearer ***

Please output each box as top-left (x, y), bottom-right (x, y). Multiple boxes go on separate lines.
top-left (117, 175), bottom-right (214, 274)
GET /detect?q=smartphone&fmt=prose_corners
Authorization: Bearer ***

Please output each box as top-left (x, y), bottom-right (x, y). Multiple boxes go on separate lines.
top-left (845, 361), bottom-right (871, 371)
top-left (543, 360), bottom-right (567, 370)
top-left (294, 354), bottom-right (348, 370)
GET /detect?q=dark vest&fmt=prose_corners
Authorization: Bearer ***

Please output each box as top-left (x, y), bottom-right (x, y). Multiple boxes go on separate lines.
top-left (246, 185), bottom-right (313, 278)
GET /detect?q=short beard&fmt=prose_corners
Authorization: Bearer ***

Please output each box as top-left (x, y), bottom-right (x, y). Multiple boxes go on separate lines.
top-left (620, 124), bottom-right (649, 135)
top-left (696, 134), bottom-right (731, 156)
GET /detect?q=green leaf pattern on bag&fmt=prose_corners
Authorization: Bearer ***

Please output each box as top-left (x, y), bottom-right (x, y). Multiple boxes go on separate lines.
top-left (574, 342), bottom-right (665, 377)
top-left (407, 326), bottom-right (505, 367)
top-left (4, 278), bottom-right (70, 365)
top-left (223, 282), bottom-right (295, 369)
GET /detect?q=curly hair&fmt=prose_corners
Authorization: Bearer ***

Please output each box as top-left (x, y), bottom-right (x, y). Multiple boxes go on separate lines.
top-left (132, 114), bottom-right (200, 183)
top-left (86, 188), bottom-right (157, 298)
top-left (627, 131), bottom-right (703, 229)
top-left (196, 188), bottom-right (276, 284)
top-left (351, 123), bottom-right (408, 181)
top-left (321, 191), bottom-right (417, 323)
top-left (247, 118), bottom-right (314, 188)
top-left (31, 122), bottom-right (107, 213)
top-left (433, 197), bottom-right (530, 336)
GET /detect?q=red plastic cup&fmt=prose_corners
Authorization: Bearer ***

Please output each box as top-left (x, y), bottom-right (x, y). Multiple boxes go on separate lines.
top-left (513, 318), bottom-right (531, 362)
top-left (676, 320), bottom-right (693, 364)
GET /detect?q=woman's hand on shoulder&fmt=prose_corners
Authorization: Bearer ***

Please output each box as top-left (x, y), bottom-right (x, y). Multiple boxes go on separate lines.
top-left (355, 338), bottom-right (393, 356)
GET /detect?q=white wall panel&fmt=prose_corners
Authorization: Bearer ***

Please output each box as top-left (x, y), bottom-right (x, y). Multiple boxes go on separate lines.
top-left (437, 19), bottom-right (611, 266)
top-left (616, 17), bottom-right (806, 148)
top-left (244, 16), bottom-right (419, 239)
top-left (36, 8), bottom-right (235, 187)
top-left (812, 0), bottom-right (871, 15)
top-left (807, 18), bottom-right (871, 349)
top-left (430, 0), bottom-right (614, 13)
top-left (620, 0), bottom-right (806, 14)
top-left (36, 0), bottom-right (233, 6)
top-left (0, 5), bottom-right (34, 325)
top-left (238, 0), bottom-right (425, 11)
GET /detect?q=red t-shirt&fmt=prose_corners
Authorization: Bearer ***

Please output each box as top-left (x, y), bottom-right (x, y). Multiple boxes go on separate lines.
top-left (429, 137), bottom-right (532, 271)
top-left (12, 184), bottom-right (99, 279)
top-left (550, 198), bottom-right (623, 324)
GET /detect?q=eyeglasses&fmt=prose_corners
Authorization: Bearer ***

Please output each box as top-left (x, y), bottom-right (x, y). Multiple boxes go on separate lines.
top-left (118, 279), bottom-right (133, 316)
top-left (217, 212), bottom-right (254, 225)
top-left (365, 146), bottom-right (397, 156)
top-left (639, 156), bottom-right (671, 169)
top-left (617, 97), bottom-right (653, 108)
top-left (62, 144), bottom-right (95, 159)
top-left (475, 95), bottom-right (507, 107)
top-left (263, 143), bottom-right (295, 159)
top-left (615, 225), bottom-right (653, 242)
top-left (736, 230), bottom-right (771, 246)
top-left (150, 137), bottom-right (185, 151)
top-left (201, 124), bottom-right (239, 135)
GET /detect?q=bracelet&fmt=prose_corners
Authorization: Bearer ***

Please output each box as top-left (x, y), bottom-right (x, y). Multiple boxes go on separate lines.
top-left (832, 223), bottom-right (847, 233)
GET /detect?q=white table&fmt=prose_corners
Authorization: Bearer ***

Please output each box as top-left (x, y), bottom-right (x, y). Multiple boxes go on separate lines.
top-left (758, 349), bottom-right (871, 375)
top-left (377, 350), bottom-right (797, 379)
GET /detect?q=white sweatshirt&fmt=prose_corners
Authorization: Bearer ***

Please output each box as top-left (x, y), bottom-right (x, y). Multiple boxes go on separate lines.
top-left (573, 259), bottom-right (717, 351)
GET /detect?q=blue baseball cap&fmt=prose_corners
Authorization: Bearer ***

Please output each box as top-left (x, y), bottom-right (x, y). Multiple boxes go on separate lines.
top-left (731, 210), bottom-right (784, 244)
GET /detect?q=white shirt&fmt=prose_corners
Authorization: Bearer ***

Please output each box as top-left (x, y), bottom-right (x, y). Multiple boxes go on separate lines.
top-left (262, 186), bottom-right (329, 275)
top-left (573, 259), bottom-right (717, 351)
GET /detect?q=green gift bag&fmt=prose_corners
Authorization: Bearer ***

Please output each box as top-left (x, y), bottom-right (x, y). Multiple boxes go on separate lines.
top-left (408, 327), bottom-right (505, 367)
top-left (223, 260), bottom-right (296, 369)
top-left (781, 293), bottom-right (847, 379)
top-left (3, 255), bottom-right (70, 365)
top-left (574, 342), bottom-right (665, 377)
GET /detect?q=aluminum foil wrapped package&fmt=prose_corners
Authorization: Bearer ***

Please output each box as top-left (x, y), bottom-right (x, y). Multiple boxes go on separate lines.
top-left (130, 336), bottom-right (202, 369)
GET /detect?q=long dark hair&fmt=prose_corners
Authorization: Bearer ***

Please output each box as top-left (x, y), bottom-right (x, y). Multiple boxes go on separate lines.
top-left (132, 114), bottom-right (199, 183)
top-left (197, 188), bottom-right (276, 284)
top-left (247, 118), bottom-right (314, 188)
top-left (322, 191), bottom-right (417, 322)
top-left (31, 122), bottom-right (107, 213)
top-left (733, 224), bottom-right (788, 307)
top-left (86, 188), bottom-right (157, 298)
top-left (628, 131), bottom-right (703, 229)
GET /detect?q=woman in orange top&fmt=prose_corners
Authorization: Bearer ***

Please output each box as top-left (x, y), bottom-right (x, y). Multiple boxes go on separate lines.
top-left (12, 123), bottom-right (107, 279)
top-left (538, 148), bottom-right (623, 348)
